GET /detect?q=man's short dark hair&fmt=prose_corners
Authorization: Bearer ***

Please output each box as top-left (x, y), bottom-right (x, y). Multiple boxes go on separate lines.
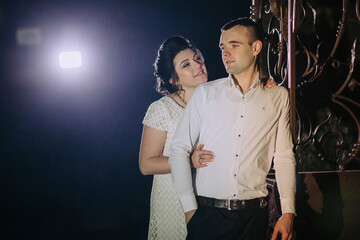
top-left (221, 17), bottom-right (264, 44)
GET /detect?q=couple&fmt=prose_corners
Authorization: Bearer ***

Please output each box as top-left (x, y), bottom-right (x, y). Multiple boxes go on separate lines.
top-left (140, 17), bottom-right (296, 240)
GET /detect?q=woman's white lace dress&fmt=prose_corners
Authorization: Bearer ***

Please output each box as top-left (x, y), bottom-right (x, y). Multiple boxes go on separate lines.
top-left (142, 96), bottom-right (187, 240)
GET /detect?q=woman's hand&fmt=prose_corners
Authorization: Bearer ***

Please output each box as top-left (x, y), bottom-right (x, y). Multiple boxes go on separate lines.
top-left (261, 77), bottom-right (277, 88)
top-left (191, 144), bottom-right (214, 168)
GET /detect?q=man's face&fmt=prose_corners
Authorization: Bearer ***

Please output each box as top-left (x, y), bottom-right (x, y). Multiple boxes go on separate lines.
top-left (219, 25), bottom-right (258, 76)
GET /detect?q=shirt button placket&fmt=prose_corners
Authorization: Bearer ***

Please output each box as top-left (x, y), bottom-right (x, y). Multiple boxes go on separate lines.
top-left (234, 103), bottom-right (244, 198)
top-left (236, 116), bottom-right (242, 157)
top-left (235, 111), bottom-right (244, 198)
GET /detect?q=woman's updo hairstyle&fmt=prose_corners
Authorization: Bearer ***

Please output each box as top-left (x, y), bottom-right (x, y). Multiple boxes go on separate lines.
top-left (154, 36), bottom-right (197, 95)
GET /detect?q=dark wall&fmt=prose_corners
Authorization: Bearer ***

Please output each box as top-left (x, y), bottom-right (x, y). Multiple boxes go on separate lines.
top-left (0, 0), bottom-right (251, 239)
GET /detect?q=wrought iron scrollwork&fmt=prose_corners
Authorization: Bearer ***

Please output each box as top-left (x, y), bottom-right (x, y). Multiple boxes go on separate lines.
top-left (252, 0), bottom-right (360, 170)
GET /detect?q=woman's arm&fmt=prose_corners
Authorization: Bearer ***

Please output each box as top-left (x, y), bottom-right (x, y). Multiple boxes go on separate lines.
top-left (139, 125), bottom-right (214, 175)
top-left (139, 125), bottom-right (170, 175)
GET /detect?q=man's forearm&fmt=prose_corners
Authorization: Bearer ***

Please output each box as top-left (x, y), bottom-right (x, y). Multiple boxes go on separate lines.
top-left (169, 152), bottom-right (198, 212)
top-left (169, 86), bottom-right (204, 213)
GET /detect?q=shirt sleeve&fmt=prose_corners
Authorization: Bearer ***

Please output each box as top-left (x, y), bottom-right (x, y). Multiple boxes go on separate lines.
top-left (142, 100), bottom-right (168, 132)
top-left (169, 86), bottom-right (205, 213)
top-left (273, 89), bottom-right (297, 215)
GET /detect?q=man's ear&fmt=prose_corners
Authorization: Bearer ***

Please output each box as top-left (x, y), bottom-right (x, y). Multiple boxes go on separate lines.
top-left (252, 40), bottom-right (262, 56)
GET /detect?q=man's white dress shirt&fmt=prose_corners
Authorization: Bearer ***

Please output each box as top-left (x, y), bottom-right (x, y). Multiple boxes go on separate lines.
top-left (169, 74), bottom-right (296, 215)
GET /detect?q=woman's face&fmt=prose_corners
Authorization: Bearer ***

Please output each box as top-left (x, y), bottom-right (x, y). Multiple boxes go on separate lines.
top-left (172, 48), bottom-right (208, 91)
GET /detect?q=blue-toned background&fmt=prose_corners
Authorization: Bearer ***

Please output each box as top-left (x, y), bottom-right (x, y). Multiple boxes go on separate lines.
top-left (0, 0), bottom-right (250, 239)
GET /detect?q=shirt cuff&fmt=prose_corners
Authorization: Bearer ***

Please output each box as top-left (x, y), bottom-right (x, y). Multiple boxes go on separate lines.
top-left (179, 193), bottom-right (198, 213)
top-left (280, 198), bottom-right (296, 215)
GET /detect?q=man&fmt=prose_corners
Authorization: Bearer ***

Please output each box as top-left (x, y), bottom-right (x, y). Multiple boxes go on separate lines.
top-left (169, 17), bottom-right (296, 240)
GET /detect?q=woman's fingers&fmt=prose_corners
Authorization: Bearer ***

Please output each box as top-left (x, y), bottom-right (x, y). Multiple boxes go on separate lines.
top-left (196, 144), bottom-right (205, 151)
top-left (199, 150), bottom-right (214, 157)
top-left (199, 152), bottom-right (214, 161)
top-left (191, 145), bottom-right (214, 168)
top-left (198, 150), bottom-right (214, 166)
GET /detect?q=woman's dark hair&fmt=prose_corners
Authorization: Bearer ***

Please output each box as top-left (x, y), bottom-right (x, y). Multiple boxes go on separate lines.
top-left (154, 36), bottom-right (197, 95)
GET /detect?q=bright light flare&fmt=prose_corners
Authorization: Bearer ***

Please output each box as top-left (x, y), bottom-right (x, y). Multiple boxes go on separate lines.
top-left (59, 51), bottom-right (82, 68)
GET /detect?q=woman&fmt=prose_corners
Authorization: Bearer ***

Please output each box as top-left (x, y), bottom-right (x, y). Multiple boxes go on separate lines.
top-left (139, 36), bottom-right (214, 240)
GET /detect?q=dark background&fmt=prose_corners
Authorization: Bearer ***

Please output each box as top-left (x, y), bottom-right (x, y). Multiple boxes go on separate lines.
top-left (0, 0), bottom-right (251, 239)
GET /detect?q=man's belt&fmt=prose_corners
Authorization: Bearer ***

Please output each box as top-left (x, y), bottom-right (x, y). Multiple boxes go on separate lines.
top-left (197, 195), bottom-right (267, 210)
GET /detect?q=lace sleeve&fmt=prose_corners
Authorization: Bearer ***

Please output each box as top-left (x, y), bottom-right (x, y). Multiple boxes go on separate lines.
top-left (142, 99), bottom-right (169, 132)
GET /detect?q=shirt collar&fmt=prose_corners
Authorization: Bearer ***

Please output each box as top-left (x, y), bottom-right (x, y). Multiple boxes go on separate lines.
top-left (228, 73), bottom-right (260, 90)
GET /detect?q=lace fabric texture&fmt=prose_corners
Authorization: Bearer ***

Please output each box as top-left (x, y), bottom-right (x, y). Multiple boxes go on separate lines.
top-left (143, 96), bottom-right (187, 240)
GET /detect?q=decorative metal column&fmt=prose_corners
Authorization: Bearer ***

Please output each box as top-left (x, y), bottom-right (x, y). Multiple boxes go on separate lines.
top-left (287, 0), bottom-right (296, 137)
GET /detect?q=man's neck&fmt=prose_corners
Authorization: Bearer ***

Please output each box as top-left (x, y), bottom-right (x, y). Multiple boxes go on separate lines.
top-left (232, 69), bottom-right (258, 94)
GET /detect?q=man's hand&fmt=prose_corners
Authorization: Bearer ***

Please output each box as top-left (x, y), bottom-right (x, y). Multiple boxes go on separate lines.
top-left (271, 213), bottom-right (295, 240)
top-left (185, 209), bottom-right (196, 224)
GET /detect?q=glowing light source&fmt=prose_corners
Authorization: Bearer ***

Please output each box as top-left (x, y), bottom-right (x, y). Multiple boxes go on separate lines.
top-left (59, 51), bottom-right (82, 68)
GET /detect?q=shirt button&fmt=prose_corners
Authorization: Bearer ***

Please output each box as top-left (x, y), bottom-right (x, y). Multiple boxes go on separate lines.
top-left (236, 154), bottom-right (239, 157)
top-left (234, 174), bottom-right (237, 177)
top-left (240, 115), bottom-right (243, 118)
top-left (233, 194), bottom-right (236, 196)
top-left (238, 134), bottom-right (241, 137)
